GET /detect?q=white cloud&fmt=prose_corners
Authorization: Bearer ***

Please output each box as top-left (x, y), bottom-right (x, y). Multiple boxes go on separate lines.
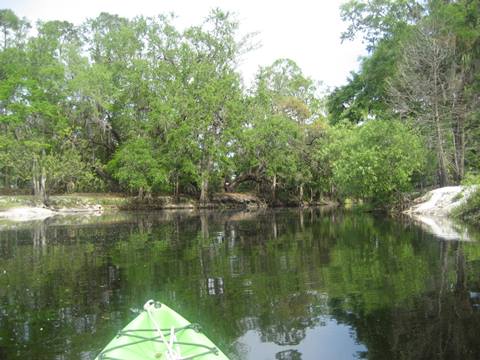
top-left (4, 0), bottom-right (366, 87)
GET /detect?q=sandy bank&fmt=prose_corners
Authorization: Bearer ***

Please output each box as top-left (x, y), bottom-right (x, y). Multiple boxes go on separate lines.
top-left (405, 186), bottom-right (477, 217)
top-left (0, 192), bottom-right (267, 222)
top-left (0, 205), bottom-right (103, 222)
top-left (404, 185), bottom-right (477, 241)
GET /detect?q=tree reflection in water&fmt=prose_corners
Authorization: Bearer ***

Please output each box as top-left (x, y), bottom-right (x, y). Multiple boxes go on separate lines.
top-left (0, 209), bottom-right (480, 359)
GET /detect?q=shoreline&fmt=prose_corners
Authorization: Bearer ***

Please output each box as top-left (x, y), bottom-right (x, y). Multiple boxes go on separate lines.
top-left (0, 206), bottom-right (104, 222)
top-left (0, 193), bottom-right (337, 222)
top-left (403, 185), bottom-right (478, 241)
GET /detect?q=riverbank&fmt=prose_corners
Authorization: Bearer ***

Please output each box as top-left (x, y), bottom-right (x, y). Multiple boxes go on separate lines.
top-left (452, 187), bottom-right (480, 224)
top-left (0, 194), bottom-right (124, 221)
top-left (404, 186), bottom-right (477, 217)
top-left (404, 185), bottom-right (478, 240)
top-left (0, 193), bottom-right (269, 221)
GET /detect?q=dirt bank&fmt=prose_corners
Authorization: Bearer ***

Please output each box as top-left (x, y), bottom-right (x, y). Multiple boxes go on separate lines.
top-left (0, 192), bottom-right (267, 222)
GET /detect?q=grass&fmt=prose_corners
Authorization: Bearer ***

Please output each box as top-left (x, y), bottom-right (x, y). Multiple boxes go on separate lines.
top-left (0, 193), bottom-right (128, 211)
top-left (0, 192), bottom-right (264, 212)
top-left (452, 187), bottom-right (480, 224)
top-left (48, 193), bottom-right (128, 209)
top-left (0, 193), bottom-right (200, 211)
top-left (0, 196), bottom-right (42, 210)
top-left (452, 191), bottom-right (464, 202)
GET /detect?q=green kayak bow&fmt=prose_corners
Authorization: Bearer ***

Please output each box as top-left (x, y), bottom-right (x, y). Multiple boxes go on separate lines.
top-left (96, 300), bottom-right (229, 360)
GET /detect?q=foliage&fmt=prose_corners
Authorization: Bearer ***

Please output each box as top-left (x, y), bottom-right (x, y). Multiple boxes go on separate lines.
top-left (43, 148), bottom-right (102, 193)
top-left (333, 0), bottom-right (480, 189)
top-left (326, 35), bottom-right (403, 124)
top-left (227, 58), bottom-right (322, 201)
top-left (1, 2), bottom-right (478, 208)
top-left (107, 138), bottom-right (169, 196)
top-left (307, 121), bottom-right (352, 197)
top-left (331, 120), bottom-right (426, 205)
top-left (452, 187), bottom-right (480, 224)
top-left (340, 0), bottom-right (423, 49)
top-left (462, 172), bottom-right (480, 186)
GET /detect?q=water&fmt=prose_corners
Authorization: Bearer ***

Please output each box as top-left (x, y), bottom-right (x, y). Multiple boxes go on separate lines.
top-left (1, 209), bottom-right (480, 359)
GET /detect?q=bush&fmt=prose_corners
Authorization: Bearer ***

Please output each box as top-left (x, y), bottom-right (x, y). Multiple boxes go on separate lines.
top-left (107, 138), bottom-right (170, 196)
top-left (462, 172), bottom-right (480, 186)
top-left (332, 120), bottom-right (427, 206)
top-left (452, 188), bottom-right (480, 224)
top-left (44, 148), bottom-right (103, 193)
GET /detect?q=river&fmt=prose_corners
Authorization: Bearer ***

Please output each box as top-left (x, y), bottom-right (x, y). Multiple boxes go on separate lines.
top-left (0, 209), bottom-right (480, 359)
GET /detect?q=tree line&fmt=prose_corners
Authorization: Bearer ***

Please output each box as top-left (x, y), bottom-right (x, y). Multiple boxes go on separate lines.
top-left (0, 1), bottom-right (478, 207)
top-left (329, 0), bottom-right (480, 189)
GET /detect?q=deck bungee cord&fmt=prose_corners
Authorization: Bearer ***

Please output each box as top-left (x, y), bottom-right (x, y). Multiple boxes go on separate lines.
top-left (96, 300), bottom-right (228, 360)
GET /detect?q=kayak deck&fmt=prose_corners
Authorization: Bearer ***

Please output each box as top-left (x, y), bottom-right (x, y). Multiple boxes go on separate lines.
top-left (96, 300), bottom-right (229, 360)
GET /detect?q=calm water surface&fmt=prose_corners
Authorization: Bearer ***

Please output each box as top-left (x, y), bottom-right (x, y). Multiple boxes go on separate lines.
top-left (1, 209), bottom-right (480, 359)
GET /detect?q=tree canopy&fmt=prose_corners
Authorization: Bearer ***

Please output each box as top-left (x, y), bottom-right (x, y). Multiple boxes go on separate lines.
top-left (1, 2), bottom-right (478, 207)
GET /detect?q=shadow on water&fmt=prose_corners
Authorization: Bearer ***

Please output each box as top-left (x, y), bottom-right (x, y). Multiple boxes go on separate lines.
top-left (1, 208), bottom-right (480, 359)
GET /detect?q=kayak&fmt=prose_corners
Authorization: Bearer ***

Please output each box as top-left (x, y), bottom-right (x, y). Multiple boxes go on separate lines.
top-left (96, 300), bottom-right (229, 360)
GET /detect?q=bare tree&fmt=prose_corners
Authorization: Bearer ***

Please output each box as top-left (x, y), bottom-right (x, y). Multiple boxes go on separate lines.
top-left (389, 18), bottom-right (467, 186)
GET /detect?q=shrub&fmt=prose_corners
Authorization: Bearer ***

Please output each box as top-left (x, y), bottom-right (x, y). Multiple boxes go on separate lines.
top-left (332, 120), bottom-right (427, 206)
top-left (452, 188), bottom-right (480, 224)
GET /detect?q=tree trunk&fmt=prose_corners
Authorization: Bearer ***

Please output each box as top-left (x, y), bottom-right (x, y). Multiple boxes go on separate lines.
top-left (452, 110), bottom-right (465, 183)
top-left (271, 174), bottom-right (277, 201)
top-left (224, 167), bottom-right (263, 192)
top-left (199, 155), bottom-right (211, 204)
top-left (2, 168), bottom-right (8, 189)
top-left (40, 165), bottom-right (47, 204)
top-left (435, 125), bottom-right (449, 187)
top-left (299, 183), bottom-right (304, 202)
top-left (32, 157), bottom-right (40, 196)
top-left (200, 175), bottom-right (209, 204)
top-left (450, 56), bottom-right (466, 184)
top-left (32, 156), bottom-right (47, 204)
top-left (174, 173), bottom-right (179, 200)
top-left (433, 61), bottom-right (449, 187)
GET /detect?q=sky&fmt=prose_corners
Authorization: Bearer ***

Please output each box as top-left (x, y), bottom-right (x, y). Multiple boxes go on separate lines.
top-left (2, 0), bottom-right (367, 89)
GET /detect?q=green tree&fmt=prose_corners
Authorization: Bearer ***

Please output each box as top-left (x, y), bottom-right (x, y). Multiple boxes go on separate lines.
top-left (228, 59), bottom-right (321, 203)
top-left (0, 9), bottom-right (30, 50)
top-left (107, 138), bottom-right (169, 197)
top-left (332, 120), bottom-right (426, 205)
top-left (335, 0), bottom-right (480, 187)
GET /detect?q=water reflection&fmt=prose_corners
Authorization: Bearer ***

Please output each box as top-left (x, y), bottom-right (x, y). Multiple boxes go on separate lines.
top-left (408, 213), bottom-right (474, 241)
top-left (0, 209), bottom-right (480, 359)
